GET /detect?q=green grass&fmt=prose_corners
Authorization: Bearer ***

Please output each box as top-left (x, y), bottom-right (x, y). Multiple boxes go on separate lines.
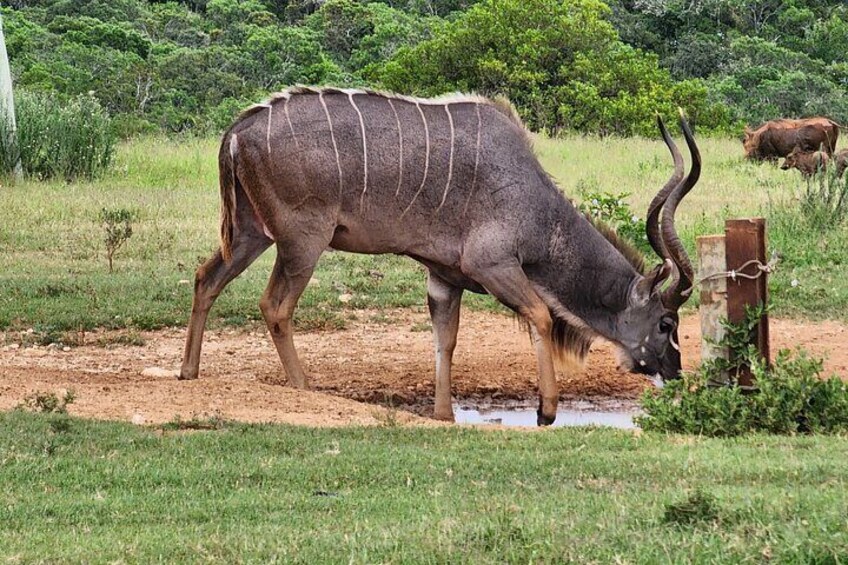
top-left (1, 411), bottom-right (847, 562)
top-left (1, 133), bottom-right (846, 335)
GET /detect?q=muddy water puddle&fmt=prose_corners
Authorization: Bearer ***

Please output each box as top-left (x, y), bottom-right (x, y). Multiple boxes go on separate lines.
top-left (454, 400), bottom-right (640, 429)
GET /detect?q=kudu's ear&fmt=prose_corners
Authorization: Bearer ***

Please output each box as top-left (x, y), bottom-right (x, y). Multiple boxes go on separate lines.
top-left (629, 259), bottom-right (674, 307)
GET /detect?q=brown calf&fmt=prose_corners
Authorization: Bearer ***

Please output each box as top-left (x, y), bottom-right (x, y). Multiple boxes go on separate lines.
top-left (834, 149), bottom-right (848, 179)
top-left (780, 147), bottom-right (830, 177)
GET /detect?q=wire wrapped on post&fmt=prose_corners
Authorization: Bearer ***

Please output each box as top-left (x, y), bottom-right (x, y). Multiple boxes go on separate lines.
top-left (699, 251), bottom-right (781, 284)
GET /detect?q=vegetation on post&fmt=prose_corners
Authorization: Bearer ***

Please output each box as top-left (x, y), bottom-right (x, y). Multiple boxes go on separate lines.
top-left (637, 306), bottom-right (848, 436)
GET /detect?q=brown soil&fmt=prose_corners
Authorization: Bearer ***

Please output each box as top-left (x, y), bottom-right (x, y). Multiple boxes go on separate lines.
top-left (1, 309), bottom-right (846, 426)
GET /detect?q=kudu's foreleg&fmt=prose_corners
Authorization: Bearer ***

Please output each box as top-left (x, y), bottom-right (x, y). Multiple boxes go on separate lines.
top-left (426, 272), bottom-right (463, 421)
top-left (259, 240), bottom-right (327, 389)
top-left (463, 261), bottom-right (559, 426)
top-left (180, 233), bottom-right (271, 380)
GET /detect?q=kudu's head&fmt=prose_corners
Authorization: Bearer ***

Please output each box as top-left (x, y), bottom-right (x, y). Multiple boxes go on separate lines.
top-left (614, 113), bottom-right (700, 384)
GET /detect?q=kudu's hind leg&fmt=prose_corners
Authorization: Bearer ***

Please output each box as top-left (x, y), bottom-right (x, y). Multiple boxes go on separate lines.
top-left (180, 232), bottom-right (272, 380)
top-left (462, 261), bottom-right (559, 426)
top-left (259, 240), bottom-right (328, 389)
top-left (427, 272), bottom-right (463, 421)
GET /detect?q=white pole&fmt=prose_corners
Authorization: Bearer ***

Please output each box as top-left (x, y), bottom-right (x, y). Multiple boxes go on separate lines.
top-left (697, 235), bottom-right (729, 383)
top-left (0, 13), bottom-right (22, 181)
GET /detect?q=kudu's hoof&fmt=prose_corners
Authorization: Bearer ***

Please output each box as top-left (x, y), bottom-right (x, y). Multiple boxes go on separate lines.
top-left (176, 370), bottom-right (198, 381)
top-left (287, 378), bottom-right (311, 390)
top-left (537, 409), bottom-right (556, 427)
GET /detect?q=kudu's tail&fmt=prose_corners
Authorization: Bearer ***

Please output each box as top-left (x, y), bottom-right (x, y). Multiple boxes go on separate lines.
top-left (218, 132), bottom-right (238, 262)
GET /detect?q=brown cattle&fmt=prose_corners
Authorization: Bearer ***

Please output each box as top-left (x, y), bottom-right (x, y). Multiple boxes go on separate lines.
top-left (743, 118), bottom-right (839, 161)
top-left (834, 149), bottom-right (848, 179)
top-left (780, 147), bottom-right (830, 178)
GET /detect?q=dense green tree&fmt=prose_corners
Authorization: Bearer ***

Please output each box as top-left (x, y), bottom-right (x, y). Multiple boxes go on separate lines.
top-left (805, 11), bottom-right (848, 64)
top-left (305, 0), bottom-right (436, 74)
top-left (143, 2), bottom-right (210, 48)
top-left (4, 0), bottom-right (848, 135)
top-left (376, 0), bottom-right (728, 134)
top-left (48, 15), bottom-right (152, 58)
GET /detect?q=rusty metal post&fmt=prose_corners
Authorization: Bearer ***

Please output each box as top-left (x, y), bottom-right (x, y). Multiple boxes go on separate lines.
top-left (725, 218), bottom-right (770, 387)
top-left (697, 235), bottom-right (729, 383)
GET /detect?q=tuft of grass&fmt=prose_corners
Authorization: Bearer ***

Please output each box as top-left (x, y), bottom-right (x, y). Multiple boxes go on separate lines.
top-left (372, 406), bottom-right (401, 428)
top-left (662, 489), bottom-right (721, 526)
top-left (159, 413), bottom-right (230, 431)
top-left (17, 390), bottom-right (76, 414)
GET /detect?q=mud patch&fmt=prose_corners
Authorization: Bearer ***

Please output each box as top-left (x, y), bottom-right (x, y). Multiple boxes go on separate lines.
top-left (1, 310), bottom-right (846, 426)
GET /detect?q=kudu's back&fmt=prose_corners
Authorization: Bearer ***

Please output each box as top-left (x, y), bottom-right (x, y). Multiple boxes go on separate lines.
top-left (221, 87), bottom-right (556, 263)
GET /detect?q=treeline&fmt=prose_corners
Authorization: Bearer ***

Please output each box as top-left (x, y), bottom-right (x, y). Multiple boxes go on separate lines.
top-left (4, 0), bottom-right (848, 137)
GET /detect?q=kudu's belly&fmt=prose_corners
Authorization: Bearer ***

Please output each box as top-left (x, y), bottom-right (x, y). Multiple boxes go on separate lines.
top-left (327, 219), bottom-right (487, 294)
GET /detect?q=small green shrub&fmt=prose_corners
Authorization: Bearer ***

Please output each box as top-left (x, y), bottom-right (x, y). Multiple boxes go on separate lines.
top-left (18, 390), bottom-right (76, 414)
top-left (0, 90), bottom-right (115, 181)
top-left (100, 208), bottom-right (135, 273)
top-left (637, 307), bottom-right (848, 436)
top-left (578, 189), bottom-right (651, 256)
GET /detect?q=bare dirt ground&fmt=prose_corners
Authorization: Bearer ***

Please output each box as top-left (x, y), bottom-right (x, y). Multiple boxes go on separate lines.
top-left (1, 309), bottom-right (846, 426)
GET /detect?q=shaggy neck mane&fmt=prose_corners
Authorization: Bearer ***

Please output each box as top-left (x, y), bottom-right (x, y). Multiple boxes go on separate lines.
top-left (541, 217), bottom-right (644, 369)
top-left (583, 215), bottom-right (646, 274)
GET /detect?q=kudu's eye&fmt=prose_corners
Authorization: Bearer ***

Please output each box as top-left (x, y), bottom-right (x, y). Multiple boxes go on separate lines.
top-left (659, 317), bottom-right (675, 334)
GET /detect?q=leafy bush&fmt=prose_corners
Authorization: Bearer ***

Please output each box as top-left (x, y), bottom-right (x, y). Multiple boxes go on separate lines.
top-left (577, 189), bottom-right (651, 256)
top-left (18, 390), bottom-right (76, 414)
top-left (0, 90), bottom-right (115, 181)
top-left (374, 0), bottom-right (730, 134)
top-left (637, 307), bottom-right (848, 436)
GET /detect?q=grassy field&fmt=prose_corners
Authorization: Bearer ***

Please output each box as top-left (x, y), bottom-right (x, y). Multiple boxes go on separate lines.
top-left (1, 132), bottom-right (846, 339)
top-left (1, 411), bottom-right (846, 563)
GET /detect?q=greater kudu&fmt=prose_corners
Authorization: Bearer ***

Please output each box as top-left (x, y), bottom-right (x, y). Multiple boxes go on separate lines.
top-left (179, 87), bottom-right (700, 425)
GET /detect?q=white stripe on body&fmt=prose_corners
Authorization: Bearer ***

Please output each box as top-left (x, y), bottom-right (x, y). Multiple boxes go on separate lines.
top-left (348, 92), bottom-right (369, 212)
top-left (401, 102), bottom-right (431, 218)
top-left (387, 99), bottom-right (404, 198)
top-left (283, 97), bottom-right (300, 150)
top-left (318, 92), bottom-right (344, 196)
top-left (436, 105), bottom-right (455, 212)
top-left (463, 103), bottom-right (483, 217)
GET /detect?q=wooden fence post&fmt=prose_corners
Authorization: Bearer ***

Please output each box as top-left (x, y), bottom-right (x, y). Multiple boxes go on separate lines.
top-left (725, 218), bottom-right (770, 387)
top-left (697, 235), bottom-right (729, 383)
